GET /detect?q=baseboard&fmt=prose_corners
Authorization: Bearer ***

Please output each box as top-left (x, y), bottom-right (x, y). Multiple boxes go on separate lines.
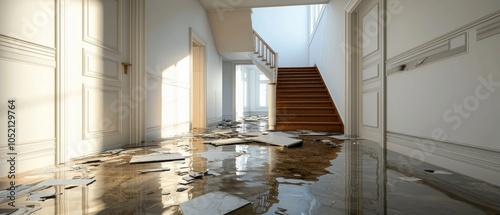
top-left (386, 132), bottom-right (500, 186)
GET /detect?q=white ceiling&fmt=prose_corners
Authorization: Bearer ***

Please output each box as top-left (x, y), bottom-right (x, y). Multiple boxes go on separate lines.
top-left (198, 0), bottom-right (330, 10)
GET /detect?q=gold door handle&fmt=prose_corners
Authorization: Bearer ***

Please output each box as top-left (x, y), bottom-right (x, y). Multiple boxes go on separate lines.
top-left (122, 62), bottom-right (132, 74)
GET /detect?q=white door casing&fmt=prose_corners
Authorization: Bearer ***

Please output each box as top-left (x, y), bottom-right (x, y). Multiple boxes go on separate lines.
top-left (66, 0), bottom-right (131, 158)
top-left (358, 0), bottom-right (385, 144)
top-left (190, 28), bottom-right (207, 129)
top-left (346, 0), bottom-right (385, 144)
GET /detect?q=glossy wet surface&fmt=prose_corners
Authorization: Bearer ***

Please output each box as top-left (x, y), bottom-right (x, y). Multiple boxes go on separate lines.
top-left (1, 122), bottom-right (500, 214)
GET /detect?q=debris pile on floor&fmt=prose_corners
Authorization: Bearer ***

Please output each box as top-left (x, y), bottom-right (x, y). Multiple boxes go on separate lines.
top-left (0, 119), bottom-right (356, 213)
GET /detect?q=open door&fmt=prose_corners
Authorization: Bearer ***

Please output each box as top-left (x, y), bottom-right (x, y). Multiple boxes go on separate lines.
top-left (190, 29), bottom-right (207, 129)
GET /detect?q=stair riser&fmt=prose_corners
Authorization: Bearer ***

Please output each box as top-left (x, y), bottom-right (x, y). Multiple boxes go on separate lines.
top-left (277, 115), bottom-right (339, 121)
top-left (279, 81), bottom-right (323, 86)
top-left (278, 77), bottom-right (322, 81)
top-left (277, 92), bottom-right (329, 96)
top-left (276, 124), bottom-right (343, 132)
top-left (277, 103), bottom-right (333, 108)
top-left (278, 75), bottom-right (320, 78)
top-left (277, 108), bottom-right (336, 114)
top-left (277, 97), bottom-right (330, 101)
top-left (276, 84), bottom-right (326, 90)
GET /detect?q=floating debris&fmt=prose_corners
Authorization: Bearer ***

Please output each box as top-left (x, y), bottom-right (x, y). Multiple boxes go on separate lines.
top-left (129, 153), bottom-right (184, 164)
top-left (176, 187), bottom-right (188, 192)
top-left (180, 191), bottom-right (251, 215)
top-left (210, 138), bottom-right (250, 146)
top-left (399, 176), bottom-right (422, 182)
top-left (248, 132), bottom-right (302, 147)
top-left (138, 167), bottom-right (171, 174)
top-left (275, 207), bottom-right (288, 215)
top-left (26, 187), bottom-right (57, 201)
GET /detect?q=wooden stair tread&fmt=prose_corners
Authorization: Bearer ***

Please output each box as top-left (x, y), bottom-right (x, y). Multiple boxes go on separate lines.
top-left (276, 66), bottom-right (343, 132)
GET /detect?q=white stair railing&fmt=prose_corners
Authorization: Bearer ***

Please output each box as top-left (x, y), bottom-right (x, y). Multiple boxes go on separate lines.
top-left (253, 30), bottom-right (278, 130)
top-left (253, 30), bottom-right (279, 82)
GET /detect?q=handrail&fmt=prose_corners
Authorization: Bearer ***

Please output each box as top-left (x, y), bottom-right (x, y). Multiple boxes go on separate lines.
top-left (253, 30), bottom-right (279, 83)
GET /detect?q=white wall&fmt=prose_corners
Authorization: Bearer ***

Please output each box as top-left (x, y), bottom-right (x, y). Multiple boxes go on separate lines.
top-left (308, 0), bottom-right (349, 122)
top-left (252, 6), bottom-right (310, 67)
top-left (0, 0), bottom-right (56, 176)
top-left (386, 0), bottom-right (500, 151)
top-left (385, 0), bottom-right (500, 185)
top-left (146, 0), bottom-right (223, 139)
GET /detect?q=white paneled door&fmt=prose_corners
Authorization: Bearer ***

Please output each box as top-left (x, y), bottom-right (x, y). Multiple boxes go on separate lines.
top-left (67, 0), bottom-right (131, 158)
top-left (358, 0), bottom-right (384, 143)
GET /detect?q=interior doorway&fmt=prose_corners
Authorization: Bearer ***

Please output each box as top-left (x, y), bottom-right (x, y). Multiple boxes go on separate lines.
top-left (190, 29), bottom-right (207, 129)
top-left (234, 64), bottom-right (269, 120)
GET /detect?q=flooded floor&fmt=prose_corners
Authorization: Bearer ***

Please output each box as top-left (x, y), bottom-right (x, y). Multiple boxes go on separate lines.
top-left (1, 121), bottom-right (500, 214)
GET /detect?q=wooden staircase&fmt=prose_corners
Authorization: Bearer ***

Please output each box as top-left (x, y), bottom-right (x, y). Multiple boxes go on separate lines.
top-left (276, 67), bottom-right (344, 133)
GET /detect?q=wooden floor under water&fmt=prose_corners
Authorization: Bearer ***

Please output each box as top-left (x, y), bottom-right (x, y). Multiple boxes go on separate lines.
top-left (1, 121), bottom-right (500, 214)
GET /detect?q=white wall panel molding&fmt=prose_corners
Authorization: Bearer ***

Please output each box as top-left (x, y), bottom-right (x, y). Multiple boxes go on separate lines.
top-left (83, 0), bottom-right (123, 53)
top-left (83, 50), bottom-right (122, 82)
top-left (0, 34), bottom-right (56, 67)
top-left (387, 10), bottom-right (500, 75)
top-left (387, 132), bottom-right (500, 172)
top-left (476, 15), bottom-right (500, 41)
top-left (83, 85), bottom-right (123, 139)
top-left (0, 139), bottom-right (55, 175)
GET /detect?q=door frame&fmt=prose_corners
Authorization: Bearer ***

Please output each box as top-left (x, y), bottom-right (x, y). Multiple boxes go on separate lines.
top-left (345, 0), bottom-right (387, 145)
top-left (56, 0), bottom-right (145, 163)
top-left (189, 28), bottom-right (207, 129)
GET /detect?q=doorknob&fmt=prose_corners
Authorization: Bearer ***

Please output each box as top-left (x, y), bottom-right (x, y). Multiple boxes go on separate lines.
top-left (122, 62), bottom-right (132, 74)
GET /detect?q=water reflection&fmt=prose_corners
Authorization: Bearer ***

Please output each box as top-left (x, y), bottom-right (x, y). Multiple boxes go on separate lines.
top-left (1, 128), bottom-right (500, 214)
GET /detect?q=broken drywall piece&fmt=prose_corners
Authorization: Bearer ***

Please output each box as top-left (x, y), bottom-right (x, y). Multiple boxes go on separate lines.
top-left (433, 170), bottom-right (452, 174)
top-left (129, 153), bottom-right (185, 164)
top-left (80, 159), bottom-right (101, 164)
top-left (180, 191), bottom-right (251, 215)
top-left (205, 170), bottom-right (221, 177)
top-left (103, 148), bottom-right (123, 155)
top-left (294, 130), bottom-right (328, 136)
top-left (39, 178), bottom-right (96, 187)
top-left (6, 205), bottom-right (41, 215)
top-left (148, 148), bottom-right (172, 153)
top-left (177, 187), bottom-right (188, 192)
top-left (275, 207), bottom-right (288, 215)
top-left (26, 187), bottom-right (58, 201)
top-left (182, 176), bottom-right (195, 181)
top-left (210, 138), bottom-right (250, 146)
top-left (248, 132), bottom-right (302, 147)
top-left (138, 167), bottom-right (171, 174)
top-left (399, 176), bottom-right (422, 182)
top-left (120, 148), bottom-right (143, 154)
top-left (425, 169), bottom-right (452, 175)
top-left (329, 135), bottom-right (362, 141)
top-left (189, 172), bottom-right (203, 179)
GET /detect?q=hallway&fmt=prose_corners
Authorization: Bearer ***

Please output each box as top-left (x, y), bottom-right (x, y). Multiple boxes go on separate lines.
top-left (1, 121), bottom-right (499, 214)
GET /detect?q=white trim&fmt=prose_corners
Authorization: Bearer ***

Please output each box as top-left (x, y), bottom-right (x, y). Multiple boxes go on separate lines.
top-left (345, 0), bottom-right (363, 13)
top-left (0, 34), bottom-right (56, 68)
top-left (387, 132), bottom-right (500, 186)
top-left (190, 28), bottom-right (208, 129)
top-left (308, 4), bottom-right (327, 45)
top-left (129, 0), bottom-right (146, 145)
top-left (56, 0), bottom-right (68, 164)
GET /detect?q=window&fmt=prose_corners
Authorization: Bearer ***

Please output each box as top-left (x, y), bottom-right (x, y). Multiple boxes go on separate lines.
top-left (309, 4), bottom-right (326, 39)
top-left (257, 74), bottom-right (269, 107)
